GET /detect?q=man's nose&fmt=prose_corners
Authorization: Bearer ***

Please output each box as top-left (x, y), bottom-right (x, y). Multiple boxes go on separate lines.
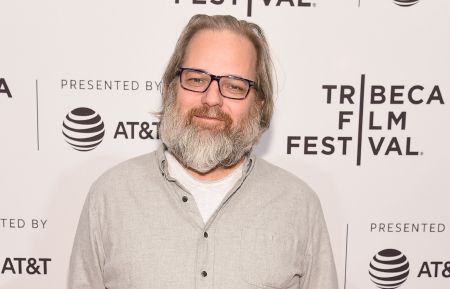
top-left (201, 79), bottom-right (223, 107)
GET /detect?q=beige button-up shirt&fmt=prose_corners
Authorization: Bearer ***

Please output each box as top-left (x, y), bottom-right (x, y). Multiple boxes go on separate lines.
top-left (69, 146), bottom-right (338, 289)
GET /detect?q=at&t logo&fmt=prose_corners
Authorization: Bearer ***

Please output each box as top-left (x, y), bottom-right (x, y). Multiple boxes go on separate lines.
top-left (393, 0), bottom-right (419, 7)
top-left (369, 248), bottom-right (410, 289)
top-left (62, 107), bottom-right (105, 151)
top-left (1, 257), bottom-right (51, 275)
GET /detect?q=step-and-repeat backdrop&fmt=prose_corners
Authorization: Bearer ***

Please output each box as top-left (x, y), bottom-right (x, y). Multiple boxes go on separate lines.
top-left (1, 1), bottom-right (449, 288)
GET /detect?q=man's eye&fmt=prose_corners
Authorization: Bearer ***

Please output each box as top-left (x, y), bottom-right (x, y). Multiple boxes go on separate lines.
top-left (187, 78), bottom-right (206, 86)
top-left (225, 83), bottom-right (245, 93)
top-left (231, 85), bottom-right (244, 91)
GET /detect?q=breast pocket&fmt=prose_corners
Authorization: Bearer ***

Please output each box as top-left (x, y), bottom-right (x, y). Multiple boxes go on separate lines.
top-left (239, 227), bottom-right (303, 289)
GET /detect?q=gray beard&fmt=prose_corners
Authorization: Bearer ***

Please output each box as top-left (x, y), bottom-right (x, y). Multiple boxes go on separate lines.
top-left (159, 102), bottom-right (262, 174)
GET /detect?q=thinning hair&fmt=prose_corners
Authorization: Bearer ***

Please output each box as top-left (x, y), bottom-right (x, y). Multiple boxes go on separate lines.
top-left (160, 14), bottom-right (274, 132)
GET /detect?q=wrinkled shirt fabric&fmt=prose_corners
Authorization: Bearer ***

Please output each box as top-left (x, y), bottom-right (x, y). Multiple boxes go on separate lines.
top-left (68, 146), bottom-right (338, 289)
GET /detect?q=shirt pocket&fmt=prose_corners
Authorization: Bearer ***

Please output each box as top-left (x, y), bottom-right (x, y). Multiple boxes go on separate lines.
top-left (239, 227), bottom-right (302, 289)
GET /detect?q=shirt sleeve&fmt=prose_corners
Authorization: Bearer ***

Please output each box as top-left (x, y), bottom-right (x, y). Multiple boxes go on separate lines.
top-left (299, 201), bottom-right (339, 289)
top-left (68, 184), bottom-right (106, 289)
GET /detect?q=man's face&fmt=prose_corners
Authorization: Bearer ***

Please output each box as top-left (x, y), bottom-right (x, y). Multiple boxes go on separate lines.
top-left (159, 29), bottom-right (262, 173)
top-left (176, 29), bottom-right (258, 132)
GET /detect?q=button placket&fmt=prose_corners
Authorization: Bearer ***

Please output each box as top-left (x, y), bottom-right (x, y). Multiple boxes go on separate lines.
top-left (196, 225), bottom-right (216, 289)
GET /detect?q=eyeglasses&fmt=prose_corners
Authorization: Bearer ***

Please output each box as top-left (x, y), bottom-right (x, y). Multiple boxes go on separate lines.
top-left (176, 67), bottom-right (257, 100)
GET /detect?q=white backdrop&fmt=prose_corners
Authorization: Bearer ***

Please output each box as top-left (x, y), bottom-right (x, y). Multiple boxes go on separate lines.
top-left (1, 1), bottom-right (449, 289)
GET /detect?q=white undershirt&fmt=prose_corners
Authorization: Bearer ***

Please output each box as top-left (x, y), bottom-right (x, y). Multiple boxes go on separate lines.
top-left (165, 151), bottom-right (244, 223)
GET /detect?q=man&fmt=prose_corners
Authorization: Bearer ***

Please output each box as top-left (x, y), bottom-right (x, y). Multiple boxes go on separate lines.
top-left (69, 14), bottom-right (338, 289)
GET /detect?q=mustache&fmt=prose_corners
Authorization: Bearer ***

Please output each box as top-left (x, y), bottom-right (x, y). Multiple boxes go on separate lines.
top-left (187, 106), bottom-right (233, 127)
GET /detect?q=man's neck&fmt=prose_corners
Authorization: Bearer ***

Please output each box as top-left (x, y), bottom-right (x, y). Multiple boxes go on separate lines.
top-left (184, 158), bottom-right (246, 181)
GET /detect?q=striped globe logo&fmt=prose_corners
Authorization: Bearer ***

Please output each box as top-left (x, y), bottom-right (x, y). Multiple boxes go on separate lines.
top-left (369, 249), bottom-right (410, 289)
top-left (62, 107), bottom-right (105, 151)
top-left (393, 0), bottom-right (419, 7)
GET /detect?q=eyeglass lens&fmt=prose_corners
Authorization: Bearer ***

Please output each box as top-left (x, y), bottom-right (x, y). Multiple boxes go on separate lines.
top-left (181, 69), bottom-right (250, 99)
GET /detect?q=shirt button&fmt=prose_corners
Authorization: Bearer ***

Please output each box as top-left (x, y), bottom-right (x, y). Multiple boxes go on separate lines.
top-left (201, 271), bottom-right (207, 277)
top-left (204, 232), bottom-right (208, 238)
top-left (182, 196), bottom-right (188, 202)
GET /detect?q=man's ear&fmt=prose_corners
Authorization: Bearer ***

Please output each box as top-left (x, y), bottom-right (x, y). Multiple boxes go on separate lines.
top-left (256, 97), bottom-right (265, 110)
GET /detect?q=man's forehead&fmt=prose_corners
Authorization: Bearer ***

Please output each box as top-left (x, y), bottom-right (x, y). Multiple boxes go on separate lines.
top-left (182, 29), bottom-right (257, 79)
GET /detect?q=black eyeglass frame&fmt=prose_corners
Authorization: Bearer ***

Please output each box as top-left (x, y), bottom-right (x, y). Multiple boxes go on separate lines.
top-left (176, 67), bottom-right (257, 100)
